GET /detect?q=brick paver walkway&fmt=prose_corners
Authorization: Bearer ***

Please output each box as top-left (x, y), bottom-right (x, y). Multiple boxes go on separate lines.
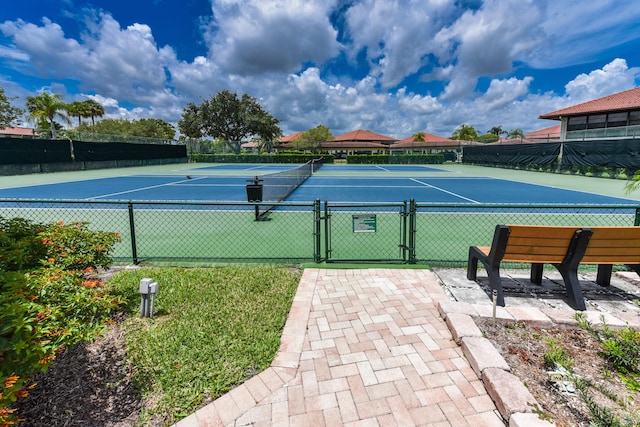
top-left (175, 268), bottom-right (504, 426)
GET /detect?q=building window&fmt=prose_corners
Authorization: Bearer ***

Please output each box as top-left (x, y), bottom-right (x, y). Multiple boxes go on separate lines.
top-left (630, 111), bottom-right (640, 126)
top-left (587, 114), bottom-right (606, 129)
top-left (606, 112), bottom-right (628, 128)
top-left (567, 116), bottom-right (587, 131)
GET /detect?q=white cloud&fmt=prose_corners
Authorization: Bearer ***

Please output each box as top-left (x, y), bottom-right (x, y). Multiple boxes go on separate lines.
top-left (206, 0), bottom-right (341, 75)
top-left (565, 58), bottom-right (639, 103)
top-left (0, 1), bottom-right (639, 140)
top-left (434, 0), bottom-right (545, 99)
top-left (344, 0), bottom-right (457, 88)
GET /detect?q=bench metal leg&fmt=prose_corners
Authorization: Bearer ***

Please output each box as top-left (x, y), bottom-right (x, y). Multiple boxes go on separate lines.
top-left (555, 264), bottom-right (587, 311)
top-left (596, 264), bottom-right (613, 287)
top-left (467, 246), bottom-right (505, 306)
top-left (530, 263), bottom-right (543, 285)
top-left (467, 247), bottom-right (479, 281)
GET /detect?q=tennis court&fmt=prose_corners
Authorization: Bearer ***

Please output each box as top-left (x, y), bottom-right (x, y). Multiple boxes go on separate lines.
top-left (1, 163), bottom-right (639, 264)
top-left (1, 163), bottom-right (638, 205)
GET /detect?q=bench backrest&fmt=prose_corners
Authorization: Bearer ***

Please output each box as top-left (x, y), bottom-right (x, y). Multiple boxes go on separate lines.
top-left (500, 224), bottom-right (587, 264)
top-left (582, 226), bottom-right (640, 264)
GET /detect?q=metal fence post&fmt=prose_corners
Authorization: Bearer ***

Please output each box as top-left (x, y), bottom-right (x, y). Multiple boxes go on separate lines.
top-left (400, 200), bottom-right (408, 262)
top-left (324, 200), bottom-right (331, 262)
top-left (635, 208), bottom-right (640, 226)
top-left (408, 199), bottom-right (417, 264)
top-left (128, 202), bottom-right (139, 265)
top-left (314, 199), bottom-right (321, 262)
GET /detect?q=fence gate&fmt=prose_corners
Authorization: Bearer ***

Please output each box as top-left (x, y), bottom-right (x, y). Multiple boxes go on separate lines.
top-left (323, 200), bottom-right (416, 263)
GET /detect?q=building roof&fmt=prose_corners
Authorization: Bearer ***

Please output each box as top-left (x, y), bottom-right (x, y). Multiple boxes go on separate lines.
top-left (0, 126), bottom-right (35, 136)
top-left (320, 141), bottom-right (389, 149)
top-left (279, 132), bottom-right (303, 142)
top-left (539, 87), bottom-right (640, 120)
top-left (394, 132), bottom-right (454, 146)
top-left (524, 125), bottom-right (561, 138)
top-left (333, 129), bottom-right (397, 142)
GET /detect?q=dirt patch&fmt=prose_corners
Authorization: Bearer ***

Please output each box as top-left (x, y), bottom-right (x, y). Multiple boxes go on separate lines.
top-left (474, 317), bottom-right (640, 427)
top-left (15, 313), bottom-right (145, 427)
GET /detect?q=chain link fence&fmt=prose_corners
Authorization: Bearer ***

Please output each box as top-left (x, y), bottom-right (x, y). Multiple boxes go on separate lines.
top-left (1, 199), bottom-right (638, 266)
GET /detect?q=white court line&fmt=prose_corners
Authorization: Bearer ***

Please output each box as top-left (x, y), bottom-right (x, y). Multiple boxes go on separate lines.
top-left (410, 178), bottom-right (480, 203)
top-left (374, 165), bottom-right (390, 172)
top-left (88, 176), bottom-right (207, 199)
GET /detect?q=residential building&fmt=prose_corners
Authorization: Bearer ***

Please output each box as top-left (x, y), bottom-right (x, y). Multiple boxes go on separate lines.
top-left (539, 87), bottom-right (640, 141)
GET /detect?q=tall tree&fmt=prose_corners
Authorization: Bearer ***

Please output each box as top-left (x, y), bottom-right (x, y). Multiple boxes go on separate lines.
top-left (451, 124), bottom-right (478, 141)
top-left (292, 124), bottom-right (333, 153)
top-left (0, 88), bottom-right (24, 129)
top-left (67, 101), bottom-right (91, 127)
top-left (25, 92), bottom-right (70, 139)
top-left (178, 90), bottom-right (282, 154)
top-left (83, 98), bottom-right (105, 126)
top-left (133, 118), bottom-right (176, 139)
top-left (507, 128), bottom-right (524, 141)
top-left (488, 125), bottom-right (506, 137)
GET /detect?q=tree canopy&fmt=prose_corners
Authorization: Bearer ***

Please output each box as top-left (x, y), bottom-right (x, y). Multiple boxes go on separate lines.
top-left (292, 124), bottom-right (333, 153)
top-left (0, 88), bottom-right (24, 129)
top-left (412, 131), bottom-right (426, 142)
top-left (488, 125), bottom-right (506, 137)
top-left (77, 117), bottom-right (175, 139)
top-left (507, 128), bottom-right (524, 140)
top-left (25, 92), bottom-right (71, 139)
top-left (178, 90), bottom-right (282, 154)
top-left (451, 124), bottom-right (479, 141)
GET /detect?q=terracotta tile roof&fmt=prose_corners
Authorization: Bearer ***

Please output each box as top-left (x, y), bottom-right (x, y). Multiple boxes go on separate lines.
top-left (397, 132), bottom-right (452, 143)
top-left (320, 141), bottom-right (389, 149)
top-left (539, 87), bottom-right (640, 119)
top-left (392, 140), bottom-right (461, 149)
top-left (333, 129), bottom-right (397, 142)
top-left (394, 132), bottom-right (455, 147)
top-left (0, 126), bottom-right (35, 136)
top-left (524, 125), bottom-right (561, 138)
top-left (279, 132), bottom-right (303, 142)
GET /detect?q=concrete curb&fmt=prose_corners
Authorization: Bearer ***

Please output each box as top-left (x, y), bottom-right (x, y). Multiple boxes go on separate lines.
top-left (438, 298), bottom-right (640, 427)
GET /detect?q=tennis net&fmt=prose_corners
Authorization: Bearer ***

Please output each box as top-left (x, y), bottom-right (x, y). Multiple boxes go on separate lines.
top-left (254, 159), bottom-right (322, 217)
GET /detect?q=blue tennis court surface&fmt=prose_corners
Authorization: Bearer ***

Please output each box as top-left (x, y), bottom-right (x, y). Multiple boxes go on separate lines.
top-left (1, 164), bottom-right (637, 205)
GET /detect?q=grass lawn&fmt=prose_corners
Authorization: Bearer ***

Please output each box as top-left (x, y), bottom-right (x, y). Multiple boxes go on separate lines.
top-left (107, 266), bottom-right (301, 425)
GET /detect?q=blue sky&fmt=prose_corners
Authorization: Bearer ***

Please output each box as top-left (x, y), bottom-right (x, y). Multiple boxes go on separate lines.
top-left (1, 0), bottom-right (640, 139)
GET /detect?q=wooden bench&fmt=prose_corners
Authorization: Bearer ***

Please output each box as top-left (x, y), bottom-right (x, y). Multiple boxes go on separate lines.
top-left (581, 226), bottom-right (640, 287)
top-left (468, 225), bottom-right (640, 311)
top-left (467, 225), bottom-right (593, 310)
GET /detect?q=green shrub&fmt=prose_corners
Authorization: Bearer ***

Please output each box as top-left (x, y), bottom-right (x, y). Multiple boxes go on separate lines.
top-left (0, 217), bottom-right (122, 425)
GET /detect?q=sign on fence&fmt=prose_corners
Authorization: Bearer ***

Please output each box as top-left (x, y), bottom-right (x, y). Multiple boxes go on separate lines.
top-left (352, 214), bottom-right (377, 233)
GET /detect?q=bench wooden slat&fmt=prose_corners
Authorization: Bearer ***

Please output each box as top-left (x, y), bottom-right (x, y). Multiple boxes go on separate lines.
top-left (501, 225), bottom-right (584, 264)
top-left (582, 226), bottom-right (640, 264)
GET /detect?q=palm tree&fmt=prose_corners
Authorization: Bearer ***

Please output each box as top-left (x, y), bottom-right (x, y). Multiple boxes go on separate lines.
top-left (507, 128), bottom-right (524, 141)
top-left (67, 101), bottom-right (92, 127)
top-left (488, 126), bottom-right (506, 138)
top-left (412, 131), bottom-right (426, 142)
top-left (83, 99), bottom-right (105, 127)
top-left (451, 124), bottom-right (479, 141)
top-left (25, 92), bottom-right (71, 139)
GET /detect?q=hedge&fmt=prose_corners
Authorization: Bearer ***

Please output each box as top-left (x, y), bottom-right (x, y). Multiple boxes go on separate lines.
top-left (346, 154), bottom-right (445, 164)
top-left (189, 153), bottom-right (334, 164)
